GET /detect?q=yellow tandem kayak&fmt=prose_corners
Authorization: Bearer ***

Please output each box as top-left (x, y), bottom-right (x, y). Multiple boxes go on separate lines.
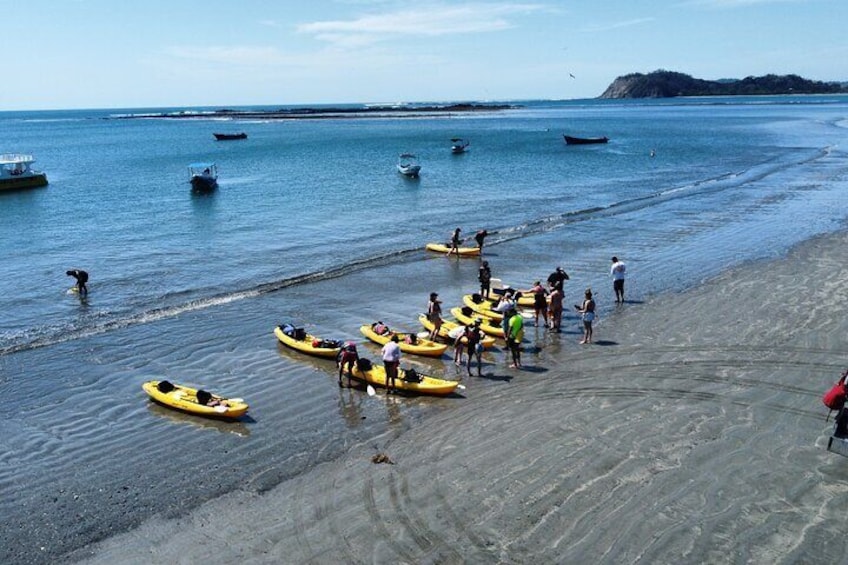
top-left (274, 325), bottom-right (344, 359)
top-left (417, 313), bottom-right (497, 349)
top-left (360, 324), bottom-right (448, 357)
top-left (142, 380), bottom-right (249, 420)
top-left (425, 242), bottom-right (481, 256)
top-left (342, 360), bottom-right (459, 396)
top-left (451, 307), bottom-right (505, 338)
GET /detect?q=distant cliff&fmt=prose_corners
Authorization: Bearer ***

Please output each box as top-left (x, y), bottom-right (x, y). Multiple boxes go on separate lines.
top-left (600, 70), bottom-right (848, 99)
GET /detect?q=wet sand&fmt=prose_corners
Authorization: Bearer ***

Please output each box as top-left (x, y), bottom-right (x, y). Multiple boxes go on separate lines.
top-left (76, 230), bottom-right (848, 564)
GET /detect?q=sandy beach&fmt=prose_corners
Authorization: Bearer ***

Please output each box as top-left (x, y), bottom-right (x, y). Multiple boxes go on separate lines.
top-left (69, 229), bottom-right (848, 564)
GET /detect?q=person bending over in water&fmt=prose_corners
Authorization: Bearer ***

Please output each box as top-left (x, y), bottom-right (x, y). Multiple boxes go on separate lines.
top-left (66, 269), bottom-right (89, 296)
top-left (337, 342), bottom-right (359, 388)
top-left (474, 229), bottom-right (488, 252)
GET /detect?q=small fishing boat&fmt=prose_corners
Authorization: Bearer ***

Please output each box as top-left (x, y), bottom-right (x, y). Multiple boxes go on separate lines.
top-left (188, 162), bottom-right (218, 192)
top-left (563, 135), bottom-right (609, 145)
top-left (0, 154), bottom-right (48, 191)
top-left (213, 132), bottom-right (247, 141)
top-left (397, 153), bottom-right (421, 177)
top-left (142, 380), bottom-right (249, 420)
top-left (450, 138), bottom-right (470, 153)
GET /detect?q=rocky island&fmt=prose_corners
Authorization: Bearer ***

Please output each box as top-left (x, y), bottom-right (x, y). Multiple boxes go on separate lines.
top-left (600, 70), bottom-right (848, 99)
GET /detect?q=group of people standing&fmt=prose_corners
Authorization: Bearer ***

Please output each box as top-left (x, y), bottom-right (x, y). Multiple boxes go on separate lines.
top-left (341, 226), bottom-right (628, 389)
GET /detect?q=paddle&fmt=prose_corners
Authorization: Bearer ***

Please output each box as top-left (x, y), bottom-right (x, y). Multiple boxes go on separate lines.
top-left (367, 385), bottom-right (376, 396)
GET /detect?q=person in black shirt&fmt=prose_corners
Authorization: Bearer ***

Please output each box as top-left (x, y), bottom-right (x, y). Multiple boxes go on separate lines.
top-left (478, 261), bottom-right (492, 299)
top-left (66, 269), bottom-right (89, 296)
top-left (547, 266), bottom-right (569, 292)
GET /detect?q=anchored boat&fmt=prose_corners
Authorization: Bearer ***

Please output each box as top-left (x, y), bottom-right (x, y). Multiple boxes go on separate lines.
top-left (0, 154), bottom-right (48, 191)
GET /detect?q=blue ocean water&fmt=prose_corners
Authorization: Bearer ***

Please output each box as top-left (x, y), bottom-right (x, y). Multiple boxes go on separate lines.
top-left (2, 96), bottom-right (847, 354)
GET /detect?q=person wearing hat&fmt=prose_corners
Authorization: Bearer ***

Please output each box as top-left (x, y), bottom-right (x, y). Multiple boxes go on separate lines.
top-left (427, 292), bottom-right (443, 340)
top-left (547, 266), bottom-right (569, 293)
top-left (446, 227), bottom-right (462, 257)
top-left (478, 260), bottom-right (492, 299)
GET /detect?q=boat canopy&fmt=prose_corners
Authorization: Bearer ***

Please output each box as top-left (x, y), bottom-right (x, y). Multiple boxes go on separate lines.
top-left (0, 153), bottom-right (36, 165)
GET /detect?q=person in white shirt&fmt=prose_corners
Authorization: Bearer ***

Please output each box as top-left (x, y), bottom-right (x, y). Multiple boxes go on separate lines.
top-left (610, 256), bottom-right (626, 304)
top-left (381, 335), bottom-right (401, 394)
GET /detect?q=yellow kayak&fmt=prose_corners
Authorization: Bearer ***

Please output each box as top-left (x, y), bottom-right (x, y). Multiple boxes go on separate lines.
top-left (417, 313), bottom-right (497, 349)
top-left (488, 285), bottom-right (535, 307)
top-left (342, 359), bottom-right (458, 396)
top-left (425, 242), bottom-right (481, 256)
top-left (451, 307), bottom-right (505, 338)
top-left (142, 380), bottom-right (249, 420)
top-left (274, 325), bottom-right (343, 359)
top-left (360, 324), bottom-right (448, 357)
top-left (461, 294), bottom-right (508, 321)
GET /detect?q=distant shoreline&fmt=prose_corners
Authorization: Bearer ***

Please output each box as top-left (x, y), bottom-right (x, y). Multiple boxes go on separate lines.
top-left (106, 103), bottom-right (518, 121)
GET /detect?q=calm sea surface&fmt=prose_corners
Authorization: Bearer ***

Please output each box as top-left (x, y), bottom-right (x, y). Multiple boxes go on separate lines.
top-left (2, 96), bottom-right (848, 563)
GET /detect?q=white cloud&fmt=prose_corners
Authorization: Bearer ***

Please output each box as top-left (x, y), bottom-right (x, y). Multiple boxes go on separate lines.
top-left (579, 17), bottom-right (655, 33)
top-left (297, 2), bottom-right (546, 46)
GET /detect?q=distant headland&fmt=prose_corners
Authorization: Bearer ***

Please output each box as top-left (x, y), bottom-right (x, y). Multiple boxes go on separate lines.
top-left (600, 70), bottom-right (848, 99)
top-left (107, 103), bottom-right (517, 121)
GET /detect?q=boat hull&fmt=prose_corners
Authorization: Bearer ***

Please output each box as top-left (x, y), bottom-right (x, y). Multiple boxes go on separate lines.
top-left (564, 135), bottom-right (609, 145)
top-left (214, 133), bottom-right (247, 140)
top-left (190, 176), bottom-right (217, 191)
top-left (397, 165), bottom-right (421, 177)
top-left (0, 173), bottom-right (48, 191)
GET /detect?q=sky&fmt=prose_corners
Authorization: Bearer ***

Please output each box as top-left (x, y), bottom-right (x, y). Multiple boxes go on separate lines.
top-left (2, 0), bottom-right (846, 110)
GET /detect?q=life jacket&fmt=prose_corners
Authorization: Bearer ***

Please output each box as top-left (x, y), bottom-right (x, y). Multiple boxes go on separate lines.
top-left (823, 380), bottom-right (848, 410)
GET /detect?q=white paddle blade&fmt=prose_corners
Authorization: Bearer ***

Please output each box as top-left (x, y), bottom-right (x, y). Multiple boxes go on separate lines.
top-left (213, 405), bottom-right (228, 413)
top-left (367, 385), bottom-right (376, 396)
top-left (228, 398), bottom-right (243, 403)
top-left (417, 331), bottom-right (430, 339)
top-left (456, 384), bottom-right (466, 390)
